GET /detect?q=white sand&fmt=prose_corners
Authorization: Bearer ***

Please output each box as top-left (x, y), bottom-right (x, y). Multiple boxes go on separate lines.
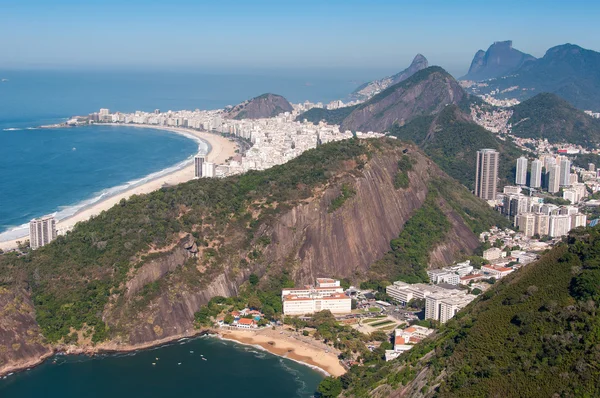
top-left (0, 125), bottom-right (238, 251)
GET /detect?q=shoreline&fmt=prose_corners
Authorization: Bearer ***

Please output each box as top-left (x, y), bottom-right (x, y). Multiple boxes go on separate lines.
top-left (0, 327), bottom-right (342, 381)
top-left (0, 124), bottom-right (238, 251)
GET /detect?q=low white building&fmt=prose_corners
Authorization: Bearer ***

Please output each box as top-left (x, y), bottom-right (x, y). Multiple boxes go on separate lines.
top-left (425, 290), bottom-right (475, 324)
top-left (481, 265), bottom-right (514, 279)
top-left (282, 279), bottom-right (351, 315)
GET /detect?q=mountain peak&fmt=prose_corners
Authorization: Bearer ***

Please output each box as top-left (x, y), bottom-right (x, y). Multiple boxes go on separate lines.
top-left (226, 93), bottom-right (293, 120)
top-left (350, 54), bottom-right (429, 100)
top-left (461, 40), bottom-right (535, 81)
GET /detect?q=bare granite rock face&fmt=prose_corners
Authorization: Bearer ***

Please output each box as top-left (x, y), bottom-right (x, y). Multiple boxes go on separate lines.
top-left (107, 144), bottom-right (480, 346)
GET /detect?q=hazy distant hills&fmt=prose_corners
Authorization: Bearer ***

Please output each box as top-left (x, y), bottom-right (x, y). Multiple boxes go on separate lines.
top-left (461, 40), bottom-right (536, 81)
top-left (226, 93), bottom-right (293, 120)
top-left (350, 54), bottom-right (429, 101)
top-left (464, 43), bottom-right (600, 111)
top-left (509, 93), bottom-right (600, 147)
top-left (340, 66), bottom-right (466, 133)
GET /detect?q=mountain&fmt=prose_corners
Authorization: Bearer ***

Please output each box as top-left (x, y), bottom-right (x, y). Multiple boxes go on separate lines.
top-left (351, 54), bottom-right (429, 100)
top-left (388, 104), bottom-right (524, 190)
top-left (461, 40), bottom-right (536, 81)
top-left (466, 44), bottom-right (600, 111)
top-left (335, 226), bottom-right (600, 397)
top-left (0, 138), bottom-right (507, 375)
top-left (509, 93), bottom-right (600, 147)
top-left (225, 93), bottom-right (293, 120)
top-left (340, 66), bottom-right (467, 133)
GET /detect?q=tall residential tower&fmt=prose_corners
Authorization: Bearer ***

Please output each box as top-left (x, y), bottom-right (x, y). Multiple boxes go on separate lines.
top-left (530, 159), bottom-right (542, 188)
top-left (475, 149), bottom-right (499, 200)
top-left (515, 156), bottom-right (528, 185)
top-left (29, 215), bottom-right (57, 250)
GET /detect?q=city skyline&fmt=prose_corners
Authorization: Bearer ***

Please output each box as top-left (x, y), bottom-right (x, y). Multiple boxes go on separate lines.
top-left (2, 0), bottom-right (600, 76)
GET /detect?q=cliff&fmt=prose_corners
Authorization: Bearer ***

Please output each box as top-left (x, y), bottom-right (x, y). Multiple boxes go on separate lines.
top-left (226, 93), bottom-right (293, 120)
top-left (0, 138), bottom-right (505, 370)
top-left (461, 40), bottom-right (536, 81)
top-left (351, 54), bottom-right (429, 100)
top-left (341, 67), bottom-right (466, 133)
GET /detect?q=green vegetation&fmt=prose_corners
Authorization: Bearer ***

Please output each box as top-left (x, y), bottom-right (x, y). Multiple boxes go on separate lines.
top-left (509, 93), bottom-right (600, 148)
top-left (369, 191), bottom-right (450, 283)
top-left (328, 183), bottom-right (356, 213)
top-left (389, 105), bottom-right (524, 190)
top-left (0, 138), bottom-right (374, 343)
top-left (330, 225), bottom-right (600, 397)
top-left (394, 155), bottom-right (414, 189)
top-left (295, 105), bottom-right (358, 125)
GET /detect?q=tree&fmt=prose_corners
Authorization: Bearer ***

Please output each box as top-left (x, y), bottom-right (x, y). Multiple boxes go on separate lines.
top-left (317, 376), bottom-right (342, 398)
top-left (247, 295), bottom-right (262, 310)
top-left (257, 318), bottom-right (270, 327)
top-left (471, 288), bottom-right (482, 295)
top-left (351, 299), bottom-right (358, 310)
top-left (224, 314), bottom-right (234, 324)
top-left (262, 305), bottom-right (275, 320)
top-left (249, 273), bottom-right (259, 286)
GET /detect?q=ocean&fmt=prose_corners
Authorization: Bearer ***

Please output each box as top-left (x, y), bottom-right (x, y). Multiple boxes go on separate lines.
top-left (0, 68), bottom-right (374, 396)
top-left (0, 336), bottom-right (325, 398)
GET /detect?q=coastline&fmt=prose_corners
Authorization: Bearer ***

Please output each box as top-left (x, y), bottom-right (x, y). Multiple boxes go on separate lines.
top-left (0, 327), bottom-right (344, 381)
top-left (0, 124), bottom-right (238, 251)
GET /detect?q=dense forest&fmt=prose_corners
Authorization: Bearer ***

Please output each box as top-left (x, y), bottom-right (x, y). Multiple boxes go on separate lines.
top-left (296, 105), bottom-right (358, 126)
top-left (329, 225), bottom-right (600, 397)
top-left (389, 105), bottom-right (524, 190)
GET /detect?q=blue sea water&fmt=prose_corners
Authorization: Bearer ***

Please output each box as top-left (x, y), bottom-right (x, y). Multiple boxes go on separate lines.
top-left (0, 336), bottom-right (325, 398)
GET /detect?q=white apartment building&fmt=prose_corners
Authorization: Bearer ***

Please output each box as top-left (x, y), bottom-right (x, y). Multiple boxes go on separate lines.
top-left (427, 270), bottom-right (460, 285)
top-left (515, 156), bottom-right (528, 185)
top-left (549, 214), bottom-right (571, 238)
top-left (202, 162), bottom-right (216, 178)
top-left (530, 159), bottom-right (542, 188)
top-left (425, 291), bottom-right (475, 324)
top-left (483, 247), bottom-right (503, 261)
top-left (534, 213), bottom-right (549, 236)
top-left (29, 215), bottom-right (57, 250)
top-left (515, 213), bottom-right (536, 237)
top-left (548, 164), bottom-right (561, 193)
top-left (282, 279), bottom-right (351, 315)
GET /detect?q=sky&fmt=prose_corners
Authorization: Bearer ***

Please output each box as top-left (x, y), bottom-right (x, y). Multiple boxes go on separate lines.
top-left (2, 0), bottom-right (599, 76)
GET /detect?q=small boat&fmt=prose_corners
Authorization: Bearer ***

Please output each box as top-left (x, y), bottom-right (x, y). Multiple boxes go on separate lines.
top-left (202, 358), bottom-right (207, 361)
top-left (190, 351), bottom-right (194, 353)
top-left (152, 363), bottom-right (156, 366)
top-left (156, 357), bottom-right (159, 360)
top-left (178, 362), bottom-right (182, 365)
top-left (200, 354), bottom-right (204, 357)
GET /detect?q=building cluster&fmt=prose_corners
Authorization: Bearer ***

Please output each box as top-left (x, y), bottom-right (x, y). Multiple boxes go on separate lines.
top-left (386, 281), bottom-right (475, 324)
top-left (78, 108), bottom-right (383, 177)
top-left (219, 308), bottom-right (265, 329)
top-left (385, 325), bottom-right (434, 361)
top-left (281, 278), bottom-right (352, 315)
top-left (29, 215), bottom-right (57, 250)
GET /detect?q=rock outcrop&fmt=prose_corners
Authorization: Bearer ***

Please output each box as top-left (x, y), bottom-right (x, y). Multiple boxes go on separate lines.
top-left (226, 93), bottom-right (293, 120)
top-left (341, 67), bottom-right (466, 133)
top-left (351, 54), bottom-right (429, 100)
top-left (461, 40), bottom-right (536, 81)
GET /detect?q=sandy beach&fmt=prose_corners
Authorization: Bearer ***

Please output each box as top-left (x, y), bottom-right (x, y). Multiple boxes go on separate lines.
top-left (218, 328), bottom-right (346, 377)
top-left (0, 124), bottom-right (238, 251)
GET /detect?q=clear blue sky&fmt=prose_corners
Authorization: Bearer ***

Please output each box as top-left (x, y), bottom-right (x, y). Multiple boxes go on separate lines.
top-left (2, 0), bottom-right (599, 76)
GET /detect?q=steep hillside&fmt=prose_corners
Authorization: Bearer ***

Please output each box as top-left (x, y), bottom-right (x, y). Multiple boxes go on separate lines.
top-left (225, 93), bottom-right (293, 120)
top-left (351, 54), bottom-right (429, 100)
top-left (296, 105), bottom-right (358, 126)
top-left (509, 93), bottom-right (600, 147)
top-left (0, 138), bottom-right (505, 374)
top-left (341, 67), bottom-right (466, 133)
top-left (461, 40), bottom-right (536, 81)
top-left (335, 226), bottom-right (600, 398)
top-left (389, 105), bottom-right (523, 190)
top-left (468, 44), bottom-right (600, 111)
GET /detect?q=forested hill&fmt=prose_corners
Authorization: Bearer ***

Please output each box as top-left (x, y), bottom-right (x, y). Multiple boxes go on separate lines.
top-left (0, 137), bottom-right (507, 375)
top-left (509, 93), bottom-right (600, 147)
top-left (388, 105), bottom-right (523, 190)
top-left (334, 226), bottom-right (600, 398)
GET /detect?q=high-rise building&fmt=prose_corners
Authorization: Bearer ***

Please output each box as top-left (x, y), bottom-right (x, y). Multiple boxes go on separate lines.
top-left (29, 215), bottom-right (57, 250)
top-left (515, 156), bottom-right (528, 185)
top-left (549, 214), bottom-right (571, 237)
top-left (475, 149), bottom-right (499, 200)
top-left (559, 159), bottom-right (571, 186)
top-left (194, 155), bottom-right (205, 178)
top-left (515, 213), bottom-right (536, 237)
top-left (202, 162), bottom-right (216, 178)
top-left (530, 159), bottom-right (542, 188)
top-left (534, 213), bottom-right (549, 236)
top-left (548, 164), bottom-right (560, 193)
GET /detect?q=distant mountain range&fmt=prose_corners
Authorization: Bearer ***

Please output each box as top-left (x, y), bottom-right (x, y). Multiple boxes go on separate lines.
top-left (461, 40), bottom-right (536, 81)
top-left (225, 93), bottom-right (293, 120)
top-left (462, 43), bottom-right (600, 111)
top-left (350, 54), bottom-right (429, 101)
